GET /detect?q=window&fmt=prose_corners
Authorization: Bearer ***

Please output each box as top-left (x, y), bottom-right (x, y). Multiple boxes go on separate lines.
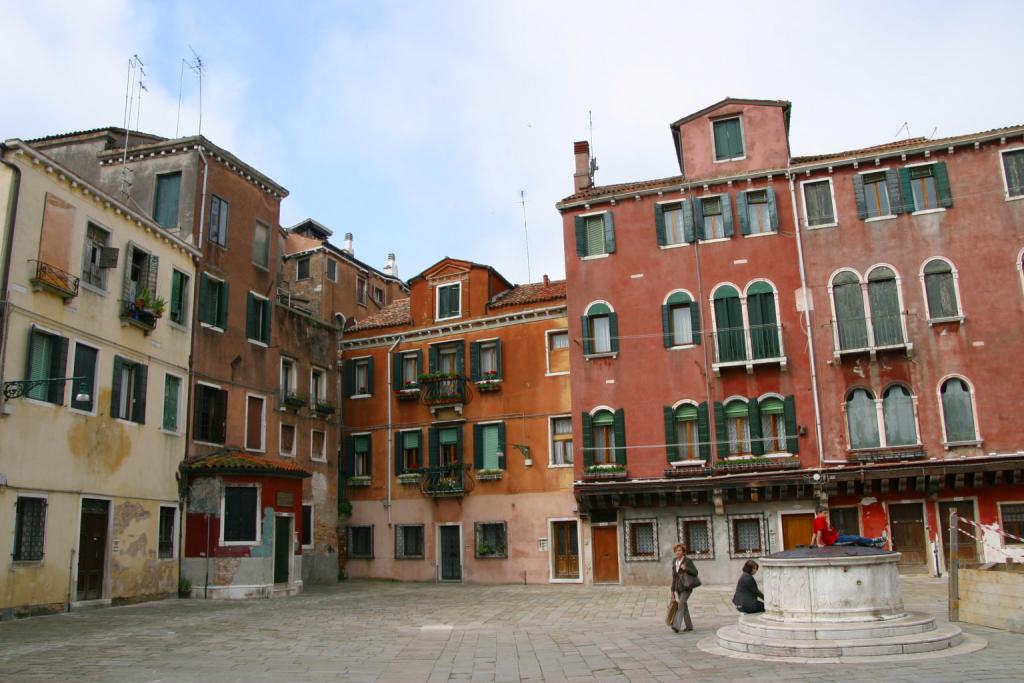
top-left (198, 273), bottom-right (228, 329)
top-left (296, 257), bottom-right (310, 280)
top-left (662, 292), bottom-right (699, 347)
top-left (1000, 504), bottom-right (1024, 545)
top-left (301, 504), bottom-right (313, 548)
top-left (311, 367), bottom-right (326, 402)
top-left (712, 286), bottom-right (745, 363)
top-left (246, 293), bottom-right (271, 344)
top-left (901, 163), bottom-right (954, 212)
top-left (280, 357), bottom-right (296, 398)
top-left (169, 270), bottom-right (190, 325)
top-left (351, 434), bottom-right (370, 475)
top-left (194, 383), bottom-right (227, 444)
top-left (699, 196), bottom-right (727, 239)
top-left (312, 429), bottom-right (327, 462)
top-left (436, 282), bottom-right (460, 319)
top-left (677, 517), bottom-right (713, 559)
top-left (747, 281), bottom-right (780, 360)
top-left (162, 374), bottom-right (181, 432)
top-left (158, 506), bottom-right (176, 559)
top-left (858, 171), bottom-right (893, 219)
top-left (25, 327), bottom-right (68, 403)
top-left (349, 525), bottom-right (373, 558)
top-left (713, 117), bottom-right (744, 161)
top-left (81, 223), bottom-right (114, 290)
top-left (401, 352), bottom-right (419, 388)
top-left (372, 286), bottom-right (384, 305)
top-left (624, 519), bottom-right (658, 561)
top-left (846, 388), bottom-right (880, 450)
top-left (252, 221), bottom-right (270, 268)
top-left (208, 195), bottom-right (229, 246)
top-left (758, 397), bottom-right (787, 453)
top-left (655, 202), bottom-right (687, 246)
top-left (431, 341), bottom-right (463, 376)
top-left (470, 339), bottom-right (502, 382)
top-left (70, 342), bottom-right (98, 412)
top-left (1002, 149), bottom-right (1024, 199)
top-left (574, 212), bottom-right (615, 258)
top-left (723, 400), bottom-right (751, 456)
top-left (13, 496), bottom-right (46, 561)
top-left (222, 486), bottom-right (258, 544)
top-left (122, 243), bottom-right (157, 317)
top-left (474, 422), bottom-right (505, 471)
top-left (326, 259), bottom-right (338, 282)
top-left (550, 416), bottom-right (573, 466)
top-left (280, 424), bottom-right (296, 457)
top-left (154, 172), bottom-right (182, 228)
top-left (479, 342), bottom-right (498, 377)
top-left (589, 409), bottom-right (617, 465)
top-left (740, 189), bottom-right (777, 235)
top-left (111, 357), bottom-right (147, 423)
top-left (940, 378), bottom-right (978, 444)
top-left (729, 516), bottom-right (763, 557)
top-left (399, 430), bottom-right (421, 472)
top-left (475, 521), bottom-right (507, 558)
top-left (923, 259), bottom-right (960, 320)
top-left (357, 275), bottom-right (368, 306)
top-left (867, 266), bottom-right (904, 346)
top-left (547, 330), bottom-right (569, 373)
top-left (395, 524), bottom-right (424, 559)
top-left (349, 358), bottom-right (371, 396)
top-left (829, 507), bottom-right (861, 537)
top-left (245, 395), bottom-right (265, 451)
top-left (666, 403), bottom-right (700, 461)
top-left (802, 179), bottom-right (836, 227)
top-left (583, 302), bottom-right (617, 355)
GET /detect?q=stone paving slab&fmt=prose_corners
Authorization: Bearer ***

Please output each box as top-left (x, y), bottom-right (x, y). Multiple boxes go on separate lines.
top-left (0, 576), bottom-right (1020, 682)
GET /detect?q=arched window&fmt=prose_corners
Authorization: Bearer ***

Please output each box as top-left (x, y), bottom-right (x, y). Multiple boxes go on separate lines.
top-left (923, 259), bottom-right (960, 320)
top-left (713, 286), bottom-right (745, 362)
top-left (746, 281), bottom-right (780, 359)
top-left (867, 266), bottom-right (904, 346)
top-left (724, 399), bottom-right (751, 456)
top-left (583, 302), bottom-right (617, 355)
top-left (846, 388), bottom-right (880, 449)
top-left (758, 396), bottom-right (787, 452)
top-left (582, 408), bottom-right (626, 467)
top-left (940, 378), bottom-right (977, 443)
top-left (882, 384), bottom-right (918, 446)
top-left (662, 291), bottom-right (700, 347)
top-left (832, 271), bottom-right (869, 350)
top-left (590, 409), bottom-right (616, 464)
top-left (674, 404), bottom-right (699, 459)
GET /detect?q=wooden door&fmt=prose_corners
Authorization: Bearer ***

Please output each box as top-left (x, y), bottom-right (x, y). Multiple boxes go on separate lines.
top-left (889, 503), bottom-right (927, 569)
top-left (553, 521), bottom-right (579, 579)
top-left (781, 513), bottom-right (815, 550)
top-left (591, 526), bottom-right (619, 583)
top-left (274, 516), bottom-right (291, 584)
top-left (77, 499), bottom-right (109, 601)
top-left (439, 526), bottom-right (461, 581)
top-left (939, 500), bottom-right (978, 567)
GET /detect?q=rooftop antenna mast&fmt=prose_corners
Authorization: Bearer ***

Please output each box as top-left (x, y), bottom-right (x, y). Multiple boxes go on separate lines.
top-left (187, 47), bottom-right (206, 135)
top-left (119, 54), bottom-right (144, 198)
top-left (175, 58), bottom-right (187, 137)
top-left (520, 190), bottom-right (532, 283)
top-left (588, 110), bottom-right (599, 179)
top-left (894, 121), bottom-right (910, 140)
top-left (134, 79), bottom-right (148, 132)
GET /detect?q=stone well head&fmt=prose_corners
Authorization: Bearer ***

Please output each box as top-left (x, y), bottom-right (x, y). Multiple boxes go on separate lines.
top-left (759, 546), bottom-right (905, 623)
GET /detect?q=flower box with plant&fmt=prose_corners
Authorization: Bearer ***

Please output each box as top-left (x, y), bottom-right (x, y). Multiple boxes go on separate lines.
top-left (314, 400), bottom-right (336, 415)
top-left (582, 463), bottom-right (628, 480)
top-left (476, 541), bottom-right (506, 558)
top-left (347, 475), bottom-right (371, 487)
top-left (713, 456), bottom-right (801, 472)
top-left (475, 370), bottom-right (502, 392)
top-left (398, 472), bottom-right (421, 485)
top-left (283, 392), bottom-right (308, 409)
top-left (395, 381), bottom-right (420, 401)
top-left (475, 468), bottom-right (503, 480)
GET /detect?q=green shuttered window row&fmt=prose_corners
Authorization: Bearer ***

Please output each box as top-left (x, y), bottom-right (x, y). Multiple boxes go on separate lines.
top-left (713, 395), bottom-right (797, 457)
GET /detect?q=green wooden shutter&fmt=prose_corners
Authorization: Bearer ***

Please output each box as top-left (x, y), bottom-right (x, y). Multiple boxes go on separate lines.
top-left (170, 270), bottom-right (182, 322)
top-left (343, 435), bottom-right (355, 477)
top-left (691, 302), bottom-right (702, 346)
top-left (469, 342), bottom-right (481, 381)
top-left (366, 357), bottom-right (374, 395)
top-left (582, 412), bottom-right (594, 467)
top-left (608, 312), bottom-right (619, 353)
top-left (217, 281), bottom-right (229, 329)
top-left (722, 194), bottom-right (734, 237)
top-left (766, 187), bottom-right (779, 231)
top-left (661, 304), bottom-right (672, 348)
top-left (163, 376), bottom-right (178, 430)
top-left (784, 395), bottom-right (799, 453)
top-left (886, 170), bottom-right (904, 214)
top-left (454, 341), bottom-right (465, 377)
top-left (934, 162), bottom-right (953, 208)
top-left (473, 423), bottom-right (484, 469)
top-left (198, 274), bottom-right (210, 324)
top-left (394, 430), bottom-right (404, 475)
top-left (364, 433), bottom-right (373, 476)
top-left (654, 204), bottom-right (667, 246)
top-left (602, 212), bottom-right (615, 254)
top-left (613, 408), bottom-right (626, 465)
top-left (344, 359), bottom-right (355, 397)
top-left (737, 191), bottom-right (750, 235)
top-left (261, 300), bottom-right (271, 344)
top-left (697, 402), bottom-right (711, 460)
top-left (132, 364), bottom-right (147, 424)
top-left (493, 340), bottom-right (503, 380)
top-left (664, 406), bottom-right (678, 462)
top-left (852, 174), bottom-right (867, 220)
top-left (246, 293), bottom-right (257, 339)
top-left (428, 428), bottom-right (440, 467)
top-left (428, 345), bottom-right (439, 373)
top-left (898, 168), bottom-right (914, 213)
top-left (574, 216), bottom-right (587, 257)
top-left (109, 357), bottom-right (124, 418)
top-left (121, 242), bottom-right (135, 306)
top-left (48, 336), bottom-right (69, 404)
top-left (692, 199), bottom-right (705, 240)
top-left (454, 426), bottom-right (463, 465)
top-left (146, 253), bottom-right (159, 296)
top-left (748, 397), bottom-right (763, 456)
top-left (392, 352), bottom-right (402, 388)
top-left (414, 350), bottom-right (423, 379)
top-left (581, 316), bottom-right (593, 355)
top-left (714, 401), bottom-right (729, 457)
top-left (497, 423), bottom-right (506, 470)
top-left (683, 200), bottom-right (696, 243)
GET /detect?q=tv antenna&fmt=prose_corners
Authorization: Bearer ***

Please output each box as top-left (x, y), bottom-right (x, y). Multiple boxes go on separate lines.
top-left (894, 121), bottom-right (910, 140)
top-left (520, 190), bottom-right (532, 283)
top-left (588, 110), bottom-right (599, 178)
top-left (119, 54), bottom-right (145, 198)
top-left (186, 47), bottom-right (206, 136)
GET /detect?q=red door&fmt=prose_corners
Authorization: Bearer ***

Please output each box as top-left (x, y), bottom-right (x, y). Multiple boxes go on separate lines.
top-left (591, 526), bottom-right (619, 583)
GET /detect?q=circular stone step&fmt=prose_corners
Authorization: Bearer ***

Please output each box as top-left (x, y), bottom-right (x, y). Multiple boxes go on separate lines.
top-left (715, 621), bottom-right (964, 658)
top-left (736, 611), bottom-right (938, 641)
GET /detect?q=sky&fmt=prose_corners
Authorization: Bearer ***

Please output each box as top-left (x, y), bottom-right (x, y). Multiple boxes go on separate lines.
top-left (2, 0), bottom-right (1022, 285)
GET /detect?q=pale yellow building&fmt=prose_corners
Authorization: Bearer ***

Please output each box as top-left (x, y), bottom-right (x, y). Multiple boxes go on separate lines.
top-left (0, 139), bottom-right (199, 617)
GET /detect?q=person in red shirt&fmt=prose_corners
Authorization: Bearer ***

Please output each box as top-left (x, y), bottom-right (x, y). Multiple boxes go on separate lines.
top-left (811, 508), bottom-right (887, 548)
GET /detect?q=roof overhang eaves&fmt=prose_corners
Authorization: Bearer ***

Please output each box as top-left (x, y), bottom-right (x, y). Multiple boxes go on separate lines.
top-left (187, 466), bottom-right (311, 479)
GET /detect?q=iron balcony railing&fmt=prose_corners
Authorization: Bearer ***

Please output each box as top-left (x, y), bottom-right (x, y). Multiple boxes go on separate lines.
top-left (419, 463), bottom-right (474, 497)
top-left (29, 259), bottom-right (79, 300)
top-left (711, 323), bottom-right (785, 366)
top-left (831, 314), bottom-right (911, 356)
top-left (419, 373), bottom-right (466, 405)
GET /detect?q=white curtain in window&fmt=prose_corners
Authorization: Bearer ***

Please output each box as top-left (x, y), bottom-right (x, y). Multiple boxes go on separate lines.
top-left (592, 316), bottom-right (611, 353)
top-left (671, 305), bottom-right (692, 345)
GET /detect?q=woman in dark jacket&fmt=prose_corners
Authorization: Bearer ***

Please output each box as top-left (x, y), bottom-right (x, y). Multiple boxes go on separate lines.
top-left (669, 543), bottom-right (698, 632)
top-left (732, 560), bottom-right (765, 613)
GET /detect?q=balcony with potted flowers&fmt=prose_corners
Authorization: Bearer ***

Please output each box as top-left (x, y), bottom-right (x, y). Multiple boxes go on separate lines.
top-left (394, 379), bottom-right (420, 402)
top-left (474, 370), bottom-right (502, 394)
top-left (120, 289), bottom-right (165, 334)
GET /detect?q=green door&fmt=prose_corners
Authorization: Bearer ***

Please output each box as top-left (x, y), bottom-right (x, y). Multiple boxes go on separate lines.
top-left (747, 283), bottom-right (779, 359)
top-left (274, 516), bottom-right (290, 584)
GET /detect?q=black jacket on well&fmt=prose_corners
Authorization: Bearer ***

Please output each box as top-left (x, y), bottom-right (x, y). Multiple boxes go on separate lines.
top-left (732, 572), bottom-right (764, 611)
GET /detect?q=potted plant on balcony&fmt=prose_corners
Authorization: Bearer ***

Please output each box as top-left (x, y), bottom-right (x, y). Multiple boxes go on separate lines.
top-left (583, 463), bottom-right (628, 480)
top-left (475, 370), bottom-right (502, 393)
top-left (398, 471), bottom-right (421, 485)
top-left (713, 456), bottom-right (801, 473)
top-left (314, 400), bottom-right (336, 415)
top-left (347, 475), bottom-right (371, 487)
top-left (419, 371), bottom-right (463, 404)
top-left (475, 468), bottom-right (503, 480)
top-left (395, 380), bottom-right (420, 401)
top-left (283, 392), bottom-right (307, 409)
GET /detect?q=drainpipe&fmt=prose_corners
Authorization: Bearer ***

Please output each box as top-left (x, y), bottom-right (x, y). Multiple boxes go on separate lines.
top-left (787, 172), bottom-right (825, 468)
top-left (687, 182), bottom-right (715, 440)
top-left (196, 146), bottom-right (209, 246)
top-left (0, 144), bottom-right (23, 415)
top-left (385, 336), bottom-right (403, 527)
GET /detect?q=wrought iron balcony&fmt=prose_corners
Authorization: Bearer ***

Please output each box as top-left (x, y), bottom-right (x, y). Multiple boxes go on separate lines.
top-left (419, 463), bottom-right (475, 497)
top-left (419, 373), bottom-right (465, 407)
top-left (711, 323), bottom-right (787, 374)
top-left (29, 260), bottom-right (79, 301)
top-left (831, 314), bottom-right (912, 360)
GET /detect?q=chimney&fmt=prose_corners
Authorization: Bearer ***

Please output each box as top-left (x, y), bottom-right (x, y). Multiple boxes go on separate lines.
top-left (343, 232), bottom-right (354, 255)
top-left (573, 140), bottom-right (592, 192)
top-left (543, 274), bottom-right (550, 286)
top-left (383, 253), bottom-right (397, 278)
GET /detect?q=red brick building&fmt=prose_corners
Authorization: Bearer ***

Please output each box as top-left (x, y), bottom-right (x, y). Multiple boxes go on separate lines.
top-left (557, 99), bottom-right (1024, 584)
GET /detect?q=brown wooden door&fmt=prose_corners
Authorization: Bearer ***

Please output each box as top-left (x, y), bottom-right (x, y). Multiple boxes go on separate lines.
top-left (939, 500), bottom-right (978, 567)
top-left (77, 499), bottom-right (109, 601)
top-left (889, 502), bottom-right (927, 569)
top-left (553, 521), bottom-right (579, 579)
top-left (591, 526), bottom-right (619, 583)
top-left (781, 513), bottom-right (815, 550)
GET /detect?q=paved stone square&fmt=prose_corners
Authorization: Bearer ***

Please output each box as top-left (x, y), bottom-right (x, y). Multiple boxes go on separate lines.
top-left (0, 576), bottom-right (1020, 682)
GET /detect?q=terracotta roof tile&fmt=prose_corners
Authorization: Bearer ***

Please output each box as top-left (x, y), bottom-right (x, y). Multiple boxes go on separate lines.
top-left (349, 298), bottom-right (412, 332)
top-left (489, 279), bottom-right (566, 309)
top-left (185, 450), bottom-right (310, 477)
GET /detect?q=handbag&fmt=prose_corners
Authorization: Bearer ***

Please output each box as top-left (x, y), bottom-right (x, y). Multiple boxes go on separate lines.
top-left (665, 599), bottom-right (679, 626)
top-left (682, 572), bottom-right (702, 590)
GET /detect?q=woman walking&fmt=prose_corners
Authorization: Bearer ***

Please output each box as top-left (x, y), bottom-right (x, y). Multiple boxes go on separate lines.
top-left (732, 560), bottom-right (765, 614)
top-left (669, 543), bottom-right (699, 632)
